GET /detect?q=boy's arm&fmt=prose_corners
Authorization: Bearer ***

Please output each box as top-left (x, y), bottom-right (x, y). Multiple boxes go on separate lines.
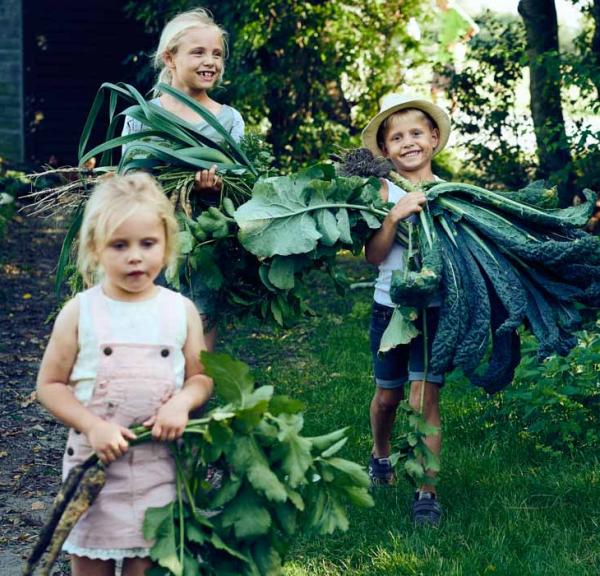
top-left (365, 183), bottom-right (427, 266)
top-left (147, 298), bottom-right (214, 441)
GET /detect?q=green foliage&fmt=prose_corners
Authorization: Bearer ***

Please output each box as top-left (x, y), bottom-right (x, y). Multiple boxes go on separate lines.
top-left (448, 11), bottom-right (534, 189)
top-left (139, 351), bottom-right (373, 575)
top-left (0, 168), bottom-right (28, 241)
top-left (492, 316), bottom-right (600, 453)
top-left (234, 164), bottom-right (385, 258)
top-left (559, 4), bottom-right (600, 194)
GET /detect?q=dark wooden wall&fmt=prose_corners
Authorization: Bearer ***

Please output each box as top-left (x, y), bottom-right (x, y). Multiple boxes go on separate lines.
top-left (0, 0), bottom-right (24, 163)
top-left (22, 0), bottom-right (151, 165)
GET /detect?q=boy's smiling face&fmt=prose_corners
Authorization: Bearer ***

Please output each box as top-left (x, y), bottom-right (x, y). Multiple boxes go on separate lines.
top-left (380, 110), bottom-right (440, 181)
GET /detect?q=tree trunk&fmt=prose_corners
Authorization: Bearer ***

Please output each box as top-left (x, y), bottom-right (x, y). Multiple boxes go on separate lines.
top-left (518, 0), bottom-right (574, 206)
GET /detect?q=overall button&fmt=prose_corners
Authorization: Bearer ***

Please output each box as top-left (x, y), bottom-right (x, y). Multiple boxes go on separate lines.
top-left (103, 347), bottom-right (113, 356)
top-left (161, 348), bottom-right (170, 358)
top-left (67, 447), bottom-right (74, 456)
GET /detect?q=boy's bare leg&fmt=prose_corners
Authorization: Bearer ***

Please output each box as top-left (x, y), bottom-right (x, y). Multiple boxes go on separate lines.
top-left (370, 387), bottom-right (403, 457)
top-left (72, 556), bottom-right (115, 576)
top-left (408, 380), bottom-right (441, 494)
top-left (123, 557), bottom-right (153, 576)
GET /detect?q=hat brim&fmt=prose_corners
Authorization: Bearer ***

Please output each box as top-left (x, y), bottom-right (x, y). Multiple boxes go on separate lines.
top-left (361, 99), bottom-right (451, 158)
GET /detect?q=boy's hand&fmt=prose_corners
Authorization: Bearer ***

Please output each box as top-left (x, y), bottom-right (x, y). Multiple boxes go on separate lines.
top-left (86, 420), bottom-right (137, 464)
top-left (194, 165), bottom-right (222, 194)
top-left (387, 191), bottom-right (427, 224)
top-left (585, 198), bottom-right (600, 233)
top-left (144, 394), bottom-right (190, 442)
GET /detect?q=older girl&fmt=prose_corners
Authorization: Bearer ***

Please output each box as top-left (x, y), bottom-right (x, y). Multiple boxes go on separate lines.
top-left (122, 8), bottom-right (244, 350)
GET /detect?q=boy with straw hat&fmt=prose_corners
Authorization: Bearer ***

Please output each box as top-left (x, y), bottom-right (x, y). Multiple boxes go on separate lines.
top-left (362, 93), bottom-right (451, 527)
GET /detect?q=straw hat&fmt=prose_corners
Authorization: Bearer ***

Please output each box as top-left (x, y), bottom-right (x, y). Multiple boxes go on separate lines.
top-left (361, 93), bottom-right (451, 157)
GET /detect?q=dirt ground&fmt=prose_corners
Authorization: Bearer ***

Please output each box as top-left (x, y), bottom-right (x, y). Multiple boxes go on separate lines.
top-left (0, 207), bottom-right (70, 575)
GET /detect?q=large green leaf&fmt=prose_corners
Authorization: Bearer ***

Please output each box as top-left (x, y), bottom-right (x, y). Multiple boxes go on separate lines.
top-left (272, 414), bottom-right (313, 488)
top-left (202, 352), bottom-right (255, 404)
top-left (234, 170), bottom-right (385, 258)
top-left (220, 487), bottom-right (272, 538)
top-left (378, 307), bottom-right (420, 353)
top-left (230, 436), bottom-right (287, 502)
top-left (143, 503), bottom-right (182, 576)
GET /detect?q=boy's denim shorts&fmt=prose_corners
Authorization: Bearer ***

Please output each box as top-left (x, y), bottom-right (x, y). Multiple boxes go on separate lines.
top-left (370, 302), bottom-right (444, 389)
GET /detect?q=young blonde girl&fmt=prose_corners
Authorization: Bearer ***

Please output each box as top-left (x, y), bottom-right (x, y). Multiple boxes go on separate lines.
top-left (37, 173), bottom-right (213, 576)
top-left (122, 7), bottom-right (244, 350)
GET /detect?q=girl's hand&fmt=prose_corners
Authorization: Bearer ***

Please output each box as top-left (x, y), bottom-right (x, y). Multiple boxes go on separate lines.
top-left (87, 420), bottom-right (137, 464)
top-left (143, 394), bottom-right (190, 442)
top-left (387, 191), bottom-right (427, 224)
top-left (194, 165), bottom-right (222, 194)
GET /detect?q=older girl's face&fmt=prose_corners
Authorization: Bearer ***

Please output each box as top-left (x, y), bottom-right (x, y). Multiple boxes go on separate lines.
top-left (164, 26), bottom-right (224, 95)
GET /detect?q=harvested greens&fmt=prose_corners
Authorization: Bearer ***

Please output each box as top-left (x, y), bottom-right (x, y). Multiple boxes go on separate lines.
top-left (24, 353), bottom-right (373, 576)
top-left (32, 85), bottom-right (600, 390)
top-left (235, 148), bottom-right (599, 393)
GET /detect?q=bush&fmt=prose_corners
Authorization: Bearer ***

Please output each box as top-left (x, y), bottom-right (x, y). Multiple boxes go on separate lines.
top-left (0, 168), bottom-right (29, 241)
top-left (492, 315), bottom-right (600, 453)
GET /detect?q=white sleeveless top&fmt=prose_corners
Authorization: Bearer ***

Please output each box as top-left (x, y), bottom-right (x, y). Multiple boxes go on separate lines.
top-left (373, 178), bottom-right (442, 308)
top-left (69, 286), bottom-right (187, 404)
top-left (373, 179), bottom-right (411, 308)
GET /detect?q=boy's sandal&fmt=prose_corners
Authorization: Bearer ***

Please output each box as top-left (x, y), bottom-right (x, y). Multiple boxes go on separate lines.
top-left (412, 491), bottom-right (442, 527)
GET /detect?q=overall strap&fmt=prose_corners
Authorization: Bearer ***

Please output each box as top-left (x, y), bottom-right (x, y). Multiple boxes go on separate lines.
top-left (156, 287), bottom-right (182, 345)
top-left (88, 285), bottom-right (111, 343)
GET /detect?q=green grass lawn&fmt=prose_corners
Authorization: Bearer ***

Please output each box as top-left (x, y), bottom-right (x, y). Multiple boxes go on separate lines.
top-left (221, 254), bottom-right (600, 576)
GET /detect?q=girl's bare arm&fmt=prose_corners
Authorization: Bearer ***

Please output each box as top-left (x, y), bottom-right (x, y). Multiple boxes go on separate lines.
top-left (147, 298), bottom-right (214, 441)
top-left (37, 298), bottom-right (94, 431)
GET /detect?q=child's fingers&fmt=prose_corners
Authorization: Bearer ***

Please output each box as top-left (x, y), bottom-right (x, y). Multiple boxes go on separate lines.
top-left (165, 427), bottom-right (182, 442)
top-left (121, 427), bottom-right (137, 440)
top-left (98, 445), bottom-right (120, 464)
top-left (151, 422), bottom-right (163, 440)
top-left (143, 415), bottom-right (156, 428)
top-left (194, 166), bottom-right (220, 189)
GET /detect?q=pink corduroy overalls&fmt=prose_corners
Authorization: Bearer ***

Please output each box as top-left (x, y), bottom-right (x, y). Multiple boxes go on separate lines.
top-left (62, 285), bottom-right (183, 550)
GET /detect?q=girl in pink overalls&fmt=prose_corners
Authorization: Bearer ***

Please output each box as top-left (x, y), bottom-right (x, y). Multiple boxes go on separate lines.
top-left (37, 173), bottom-right (213, 576)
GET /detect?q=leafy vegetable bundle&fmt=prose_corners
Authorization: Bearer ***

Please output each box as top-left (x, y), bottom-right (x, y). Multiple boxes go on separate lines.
top-left (32, 82), bottom-right (289, 323)
top-left (35, 85), bottom-right (599, 391)
top-left (24, 353), bottom-right (372, 576)
top-left (234, 148), bottom-right (600, 393)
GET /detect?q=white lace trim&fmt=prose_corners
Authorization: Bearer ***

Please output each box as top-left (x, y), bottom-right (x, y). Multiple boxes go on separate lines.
top-left (62, 541), bottom-right (150, 560)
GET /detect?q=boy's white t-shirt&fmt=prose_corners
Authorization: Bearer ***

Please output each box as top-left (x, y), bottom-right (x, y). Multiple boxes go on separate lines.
top-left (373, 177), bottom-right (442, 308)
top-left (373, 179), bottom-right (410, 308)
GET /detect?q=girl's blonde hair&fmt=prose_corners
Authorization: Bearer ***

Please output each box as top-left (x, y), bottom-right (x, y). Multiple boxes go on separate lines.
top-left (78, 173), bottom-right (179, 285)
top-left (152, 8), bottom-right (228, 97)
